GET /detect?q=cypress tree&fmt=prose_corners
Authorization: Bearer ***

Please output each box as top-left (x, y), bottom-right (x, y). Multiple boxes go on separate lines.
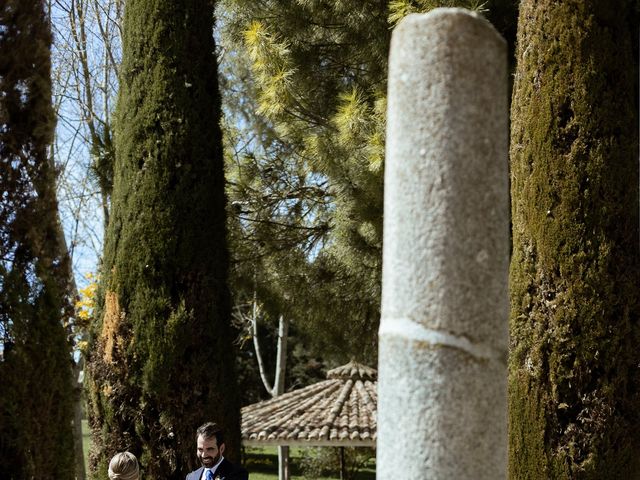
top-left (85, 1), bottom-right (241, 478)
top-left (509, 1), bottom-right (640, 477)
top-left (0, 1), bottom-right (76, 478)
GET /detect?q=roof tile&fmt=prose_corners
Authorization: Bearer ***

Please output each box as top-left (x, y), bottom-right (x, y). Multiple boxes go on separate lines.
top-left (241, 361), bottom-right (377, 447)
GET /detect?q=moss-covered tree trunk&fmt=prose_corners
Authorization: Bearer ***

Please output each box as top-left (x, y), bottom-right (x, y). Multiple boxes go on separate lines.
top-left (0, 1), bottom-right (76, 478)
top-left (85, 1), bottom-right (241, 478)
top-left (509, 1), bottom-right (640, 478)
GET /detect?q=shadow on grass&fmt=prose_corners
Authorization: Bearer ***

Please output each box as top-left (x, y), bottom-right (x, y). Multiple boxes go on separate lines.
top-left (244, 450), bottom-right (279, 475)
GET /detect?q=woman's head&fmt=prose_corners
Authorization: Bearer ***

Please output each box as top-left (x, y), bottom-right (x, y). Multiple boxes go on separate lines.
top-left (108, 452), bottom-right (139, 480)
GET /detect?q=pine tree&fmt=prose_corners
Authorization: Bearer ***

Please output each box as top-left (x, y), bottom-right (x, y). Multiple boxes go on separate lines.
top-left (0, 1), bottom-right (76, 478)
top-left (85, 1), bottom-right (241, 478)
top-left (219, 0), bottom-right (517, 361)
top-left (509, 1), bottom-right (640, 477)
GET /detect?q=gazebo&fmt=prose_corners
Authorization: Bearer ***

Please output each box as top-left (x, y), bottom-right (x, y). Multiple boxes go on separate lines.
top-left (241, 361), bottom-right (377, 477)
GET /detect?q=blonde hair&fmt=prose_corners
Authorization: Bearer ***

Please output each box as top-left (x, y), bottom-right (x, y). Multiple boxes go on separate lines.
top-left (108, 452), bottom-right (139, 480)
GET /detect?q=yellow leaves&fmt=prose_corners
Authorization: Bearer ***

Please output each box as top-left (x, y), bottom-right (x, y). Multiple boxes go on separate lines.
top-left (303, 134), bottom-right (322, 162)
top-left (388, 0), bottom-right (417, 26)
top-left (334, 88), bottom-right (369, 144)
top-left (258, 68), bottom-right (295, 117)
top-left (367, 131), bottom-right (385, 174)
top-left (388, 0), bottom-right (488, 27)
top-left (243, 20), bottom-right (266, 49)
top-left (75, 272), bottom-right (98, 325)
top-left (243, 20), bottom-right (297, 120)
top-left (366, 96), bottom-right (386, 174)
top-left (333, 88), bottom-right (386, 173)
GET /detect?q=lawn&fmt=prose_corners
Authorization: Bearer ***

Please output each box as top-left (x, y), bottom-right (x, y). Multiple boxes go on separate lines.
top-left (82, 419), bottom-right (91, 474)
top-left (243, 446), bottom-right (375, 480)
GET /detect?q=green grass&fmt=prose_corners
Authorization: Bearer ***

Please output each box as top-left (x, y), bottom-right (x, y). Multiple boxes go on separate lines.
top-left (243, 446), bottom-right (375, 480)
top-left (82, 419), bottom-right (91, 474)
top-left (247, 473), bottom-right (341, 480)
top-left (246, 472), bottom-right (340, 480)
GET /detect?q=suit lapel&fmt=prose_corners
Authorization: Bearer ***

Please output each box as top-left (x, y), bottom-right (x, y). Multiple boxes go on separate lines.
top-left (213, 459), bottom-right (230, 478)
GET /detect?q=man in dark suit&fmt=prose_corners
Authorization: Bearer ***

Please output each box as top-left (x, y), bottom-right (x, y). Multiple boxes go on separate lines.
top-left (186, 422), bottom-right (249, 480)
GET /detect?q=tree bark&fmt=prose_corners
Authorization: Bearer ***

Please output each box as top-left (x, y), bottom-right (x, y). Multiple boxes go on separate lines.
top-left (251, 308), bottom-right (290, 480)
top-left (509, 1), bottom-right (640, 477)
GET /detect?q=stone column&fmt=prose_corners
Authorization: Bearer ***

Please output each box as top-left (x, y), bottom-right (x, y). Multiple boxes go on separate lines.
top-left (378, 9), bottom-right (508, 479)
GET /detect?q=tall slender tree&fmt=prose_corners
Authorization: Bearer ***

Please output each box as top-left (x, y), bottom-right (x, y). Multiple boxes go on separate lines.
top-left (0, 1), bottom-right (76, 478)
top-left (85, 1), bottom-right (241, 478)
top-left (509, 1), bottom-right (640, 477)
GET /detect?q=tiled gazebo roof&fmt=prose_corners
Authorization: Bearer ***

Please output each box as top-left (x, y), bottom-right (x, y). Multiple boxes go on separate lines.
top-left (241, 361), bottom-right (377, 447)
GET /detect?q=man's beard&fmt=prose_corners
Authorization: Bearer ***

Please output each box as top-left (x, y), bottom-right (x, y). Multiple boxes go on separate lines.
top-left (199, 453), bottom-right (221, 468)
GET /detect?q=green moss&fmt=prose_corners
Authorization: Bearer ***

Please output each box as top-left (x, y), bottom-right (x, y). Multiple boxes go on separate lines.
top-left (509, 1), bottom-right (640, 478)
top-left (86, 1), bottom-right (241, 478)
